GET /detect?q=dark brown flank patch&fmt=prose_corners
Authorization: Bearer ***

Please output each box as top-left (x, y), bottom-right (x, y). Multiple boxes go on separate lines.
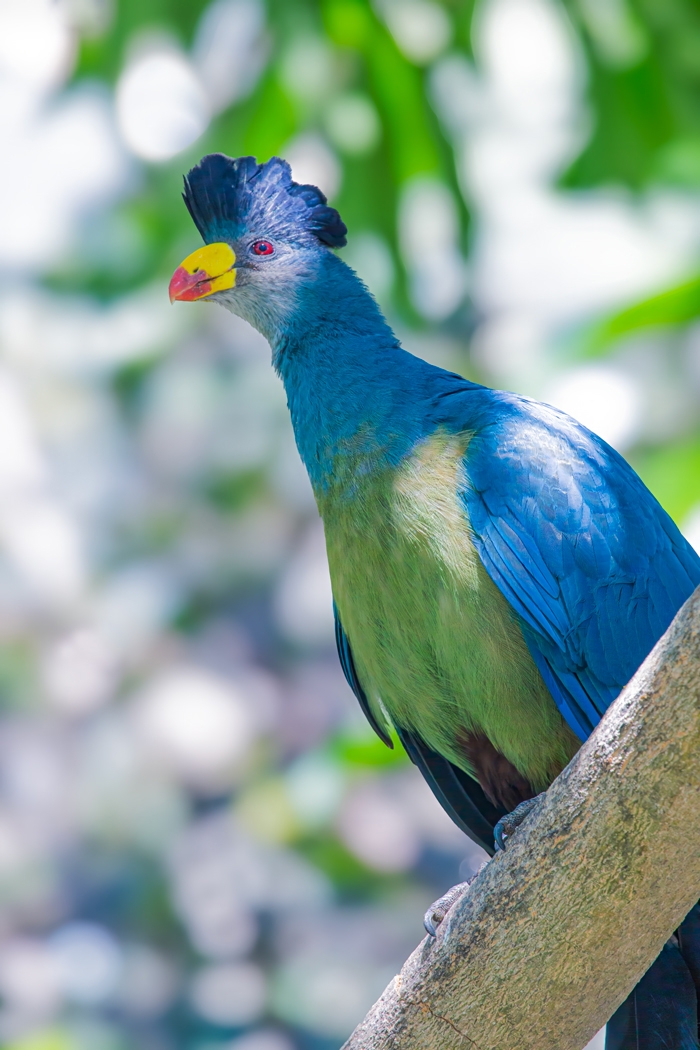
top-left (457, 730), bottom-right (536, 811)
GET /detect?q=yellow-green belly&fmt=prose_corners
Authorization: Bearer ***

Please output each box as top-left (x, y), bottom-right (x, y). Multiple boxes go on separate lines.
top-left (319, 430), bottom-right (579, 792)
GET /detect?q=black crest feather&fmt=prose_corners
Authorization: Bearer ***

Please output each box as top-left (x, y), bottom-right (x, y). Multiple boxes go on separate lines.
top-left (183, 154), bottom-right (347, 248)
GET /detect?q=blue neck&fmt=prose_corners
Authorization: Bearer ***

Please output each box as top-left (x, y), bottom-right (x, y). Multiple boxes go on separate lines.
top-left (271, 254), bottom-right (440, 493)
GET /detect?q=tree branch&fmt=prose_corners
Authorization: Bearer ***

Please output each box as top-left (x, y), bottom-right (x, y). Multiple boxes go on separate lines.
top-left (342, 585), bottom-right (700, 1050)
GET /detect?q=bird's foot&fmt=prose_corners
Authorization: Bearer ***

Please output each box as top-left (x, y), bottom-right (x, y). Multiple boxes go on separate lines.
top-left (424, 794), bottom-right (547, 938)
top-left (424, 882), bottom-right (471, 938)
top-left (423, 862), bottom-right (488, 938)
top-left (493, 792), bottom-right (546, 852)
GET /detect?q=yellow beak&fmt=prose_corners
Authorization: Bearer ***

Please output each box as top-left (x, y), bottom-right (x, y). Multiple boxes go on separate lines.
top-left (169, 242), bottom-right (237, 302)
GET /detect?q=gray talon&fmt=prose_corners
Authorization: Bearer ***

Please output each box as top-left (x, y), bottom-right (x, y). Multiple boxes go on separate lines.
top-left (494, 792), bottom-right (546, 852)
top-left (424, 881), bottom-right (471, 937)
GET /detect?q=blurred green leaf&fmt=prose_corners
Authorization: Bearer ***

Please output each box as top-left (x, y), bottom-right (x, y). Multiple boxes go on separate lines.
top-left (330, 728), bottom-right (409, 768)
top-left (239, 73), bottom-right (298, 161)
top-left (629, 435), bottom-right (700, 524)
top-left (562, 0), bottom-right (700, 189)
top-left (205, 469), bottom-right (267, 512)
top-left (300, 833), bottom-right (407, 893)
top-left (8, 1032), bottom-right (73, 1050)
top-left (0, 641), bottom-right (39, 713)
top-left (587, 272), bottom-right (700, 352)
top-left (75, 0), bottom-right (202, 82)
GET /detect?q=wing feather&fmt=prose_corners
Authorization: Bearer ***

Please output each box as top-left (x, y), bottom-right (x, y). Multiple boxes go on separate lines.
top-left (461, 396), bottom-right (700, 740)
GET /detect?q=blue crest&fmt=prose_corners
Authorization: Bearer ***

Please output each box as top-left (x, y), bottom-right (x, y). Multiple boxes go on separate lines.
top-left (183, 154), bottom-right (347, 248)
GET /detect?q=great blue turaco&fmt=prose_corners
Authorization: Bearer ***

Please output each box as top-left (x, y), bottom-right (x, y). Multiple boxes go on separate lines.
top-left (170, 152), bottom-right (700, 1050)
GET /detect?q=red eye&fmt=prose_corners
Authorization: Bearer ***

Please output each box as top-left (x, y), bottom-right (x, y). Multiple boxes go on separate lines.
top-left (252, 240), bottom-right (274, 256)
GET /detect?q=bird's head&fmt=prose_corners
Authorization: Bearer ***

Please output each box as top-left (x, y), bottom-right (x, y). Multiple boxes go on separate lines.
top-left (169, 153), bottom-right (347, 336)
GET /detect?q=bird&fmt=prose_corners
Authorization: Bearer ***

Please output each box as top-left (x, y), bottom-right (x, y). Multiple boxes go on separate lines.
top-left (169, 152), bottom-right (700, 1050)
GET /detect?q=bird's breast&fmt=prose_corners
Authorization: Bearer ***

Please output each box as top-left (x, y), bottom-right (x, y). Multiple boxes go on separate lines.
top-left (320, 427), bottom-right (579, 795)
top-left (321, 428), bottom-right (484, 620)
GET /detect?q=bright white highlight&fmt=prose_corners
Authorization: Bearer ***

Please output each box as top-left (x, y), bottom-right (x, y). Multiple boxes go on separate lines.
top-left (274, 522), bottom-right (335, 647)
top-left (325, 93), bottom-right (381, 155)
top-left (190, 962), bottom-right (267, 1026)
top-left (133, 668), bottom-right (255, 789)
top-left (193, 0), bottom-right (268, 112)
top-left (0, 88), bottom-right (127, 270)
top-left (0, 498), bottom-right (85, 602)
top-left (48, 923), bottom-right (122, 1005)
top-left (430, 0), bottom-right (700, 412)
top-left (0, 373), bottom-right (44, 489)
top-left (683, 503), bottom-right (700, 555)
top-left (378, 0), bottom-right (453, 64)
top-left (0, 284), bottom-right (186, 370)
top-left (116, 49), bottom-right (210, 162)
top-left (0, 2), bottom-right (126, 271)
top-left (279, 35), bottom-right (335, 102)
top-left (543, 365), bottom-right (643, 451)
top-left (0, 0), bottom-right (75, 93)
top-left (43, 629), bottom-right (117, 715)
top-left (477, 0), bottom-right (577, 119)
top-left (337, 779), bottom-right (421, 872)
top-left (284, 132), bottom-right (342, 199)
top-left (584, 1028), bottom-right (607, 1050)
top-left (399, 178), bottom-right (467, 320)
top-left (344, 231), bottom-right (395, 300)
top-left (286, 753), bottom-right (344, 829)
top-left (0, 371), bottom-right (86, 605)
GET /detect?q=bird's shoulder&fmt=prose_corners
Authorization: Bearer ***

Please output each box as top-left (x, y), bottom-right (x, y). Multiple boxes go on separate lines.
top-left (431, 382), bottom-right (700, 735)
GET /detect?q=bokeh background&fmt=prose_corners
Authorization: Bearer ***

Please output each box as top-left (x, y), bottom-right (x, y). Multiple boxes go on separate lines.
top-left (0, 1), bottom-right (699, 1048)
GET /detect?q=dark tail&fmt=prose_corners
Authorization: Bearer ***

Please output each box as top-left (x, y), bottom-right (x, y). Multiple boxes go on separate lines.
top-left (606, 903), bottom-right (700, 1050)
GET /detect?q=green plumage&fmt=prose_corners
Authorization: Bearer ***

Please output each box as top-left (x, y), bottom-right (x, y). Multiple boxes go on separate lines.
top-left (319, 429), bottom-right (579, 793)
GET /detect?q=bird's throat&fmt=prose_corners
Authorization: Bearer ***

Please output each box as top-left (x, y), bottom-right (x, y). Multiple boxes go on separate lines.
top-left (271, 257), bottom-right (433, 494)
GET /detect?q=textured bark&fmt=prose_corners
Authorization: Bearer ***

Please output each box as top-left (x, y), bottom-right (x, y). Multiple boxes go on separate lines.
top-left (342, 585), bottom-right (700, 1050)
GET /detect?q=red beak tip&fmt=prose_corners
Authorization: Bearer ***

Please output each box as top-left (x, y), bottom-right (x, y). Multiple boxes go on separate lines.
top-left (169, 265), bottom-right (211, 303)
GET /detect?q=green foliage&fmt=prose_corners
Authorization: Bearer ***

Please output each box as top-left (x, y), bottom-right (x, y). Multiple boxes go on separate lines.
top-left (76, 0), bottom-right (202, 82)
top-left (562, 0), bottom-right (700, 188)
top-left (588, 274), bottom-right (700, 349)
top-left (330, 727), bottom-right (408, 768)
top-left (300, 832), bottom-right (407, 894)
top-left (630, 436), bottom-right (700, 523)
top-left (64, 0), bottom-right (468, 314)
top-left (8, 1032), bottom-right (73, 1050)
top-left (205, 469), bottom-right (267, 512)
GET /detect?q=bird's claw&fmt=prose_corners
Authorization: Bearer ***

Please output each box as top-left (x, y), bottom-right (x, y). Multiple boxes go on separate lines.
top-left (423, 881), bottom-right (471, 937)
top-left (494, 792), bottom-right (545, 851)
top-left (425, 795), bottom-right (547, 938)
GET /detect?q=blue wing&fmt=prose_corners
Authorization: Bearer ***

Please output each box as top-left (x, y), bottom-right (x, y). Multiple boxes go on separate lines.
top-left (332, 381), bottom-right (700, 851)
top-left (333, 603), bottom-right (503, 854)
top-left (458, 393), bottom-right (700, 741)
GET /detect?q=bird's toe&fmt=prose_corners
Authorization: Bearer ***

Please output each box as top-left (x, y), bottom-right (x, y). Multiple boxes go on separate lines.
top-left (494, 792), bottom-right (546, 852)
top-left (423, 881), bottom-right (471, 937)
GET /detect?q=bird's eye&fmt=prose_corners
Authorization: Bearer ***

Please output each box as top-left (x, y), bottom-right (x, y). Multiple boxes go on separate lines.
top-left (251, 240), bottom-right (274, 256)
